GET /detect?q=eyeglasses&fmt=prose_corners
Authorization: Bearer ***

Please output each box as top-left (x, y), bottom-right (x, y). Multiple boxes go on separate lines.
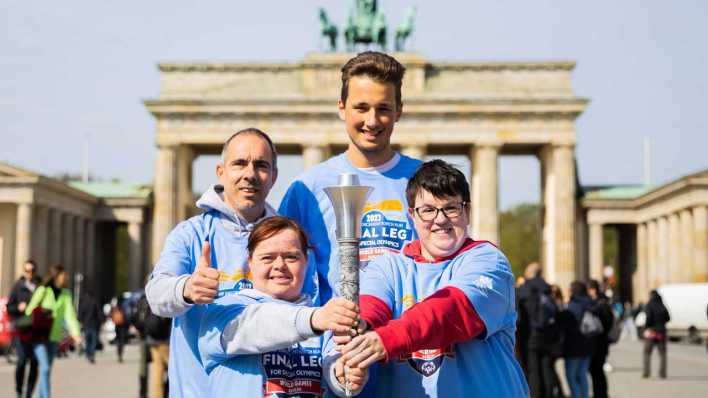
top-left (413, 202), bottom-right (467, 222)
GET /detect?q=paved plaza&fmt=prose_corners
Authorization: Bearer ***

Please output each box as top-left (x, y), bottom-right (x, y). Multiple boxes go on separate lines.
top-left (1, 339), bottom-right (706, 397)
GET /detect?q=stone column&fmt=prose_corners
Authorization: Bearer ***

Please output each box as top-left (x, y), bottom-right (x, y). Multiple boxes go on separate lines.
top-left (589, 222), bottom-right (604, 281)
top-left (33, 206), bottom-right (50, 274)
top-left (75, 217), bottom-right (85, 278)
top-left (302, 145), bottom-right (331, 169)
top-left (14, 203), bottom-right (33, 279)
top-left (401, 145), bottom-right (427, 160)
top-left (679, 209), bottom-right (694, 282)
top-left (177, 145), bottom-right (195, 221)
top-left (50, 209), bottom-right (63, 267)
top-left (668, 213), bottom-right (680, 283)
top-left (85, 219), bottom-right (96, 295)
top-left (539, 144), bottom-right (576, 286)
top-left (693, 206), bottom-right (708, 282)
top-left (152, 145), bottom-right (178, 263)
top-left (657, 216), bottom-right (669, 285)
top-left (470, 144), bottom-right (500, 243)
top-left (128, 221), bottom-right (143, 290)
top-left (647, 220), bottom-right (658, 290)
top-left (63, 214), bottom-right (75, 284)
top-left (635, 223), bottom-right (648, 303)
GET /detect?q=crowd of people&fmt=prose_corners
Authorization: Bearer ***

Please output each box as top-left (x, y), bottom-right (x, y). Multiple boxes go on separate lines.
top-left (5, 260), bottom-right (172, 398)
top-left (515, 262), bottom-right (673, 398)
top-left (3, 50), bottom-right (690, 398)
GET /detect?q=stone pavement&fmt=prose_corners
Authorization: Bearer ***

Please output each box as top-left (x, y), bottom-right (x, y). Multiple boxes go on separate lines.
top-left (1, 342), bottom-right (143, 398)
top-left (1, 340), bottom-right (706, 397)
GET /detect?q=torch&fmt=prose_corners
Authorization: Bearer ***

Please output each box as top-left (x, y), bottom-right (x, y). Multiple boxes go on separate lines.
top-left (324, 173), bottom-right (372, 396)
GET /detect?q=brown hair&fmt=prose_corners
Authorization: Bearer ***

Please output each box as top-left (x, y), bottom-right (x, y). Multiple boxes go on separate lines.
top-left (221, 127), bottom-right (278, 169)
top-left (570, 280), bottom-right (588, 298)
top-left (340, 51), bottom-right (406, 108)
top-left (247, 217), bottom-right (310, 258)
top-left (44, 265), bottom-right (65, 287)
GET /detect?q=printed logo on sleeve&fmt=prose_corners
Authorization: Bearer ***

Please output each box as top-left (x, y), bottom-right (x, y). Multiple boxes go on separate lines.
top-left (359, 207), bottom-right (413, 265)
top-left (261, 344), bottom-right (324, 397)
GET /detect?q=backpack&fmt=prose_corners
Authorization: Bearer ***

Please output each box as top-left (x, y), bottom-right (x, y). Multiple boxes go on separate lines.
top-left (580, 310), bottom-right (604, 338)
top-left (530, 291), bottom-right (558, 332)
top-left (111, 306), bottom-right (125, 326)
top-left (144, 312), bottom-right (172, 341)
top-left (607, 314), bottom-right (622, 344)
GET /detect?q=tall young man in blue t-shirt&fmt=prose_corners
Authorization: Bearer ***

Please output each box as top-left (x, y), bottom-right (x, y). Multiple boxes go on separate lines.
top-left (279, 51), bottom-right (422, 303)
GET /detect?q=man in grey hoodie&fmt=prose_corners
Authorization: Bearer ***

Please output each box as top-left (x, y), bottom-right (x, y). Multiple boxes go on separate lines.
top-left (145, 128), bottom-right (314, 397)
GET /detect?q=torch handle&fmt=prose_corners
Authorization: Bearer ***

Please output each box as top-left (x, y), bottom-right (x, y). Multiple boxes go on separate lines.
top-left (338, 239), bottom-right (360, 397)
top-left (338, 240), bottom-right (360, 305)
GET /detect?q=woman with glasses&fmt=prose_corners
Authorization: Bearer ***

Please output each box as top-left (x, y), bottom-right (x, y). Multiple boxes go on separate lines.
top-left (326, 159), bottom-right (528, 397)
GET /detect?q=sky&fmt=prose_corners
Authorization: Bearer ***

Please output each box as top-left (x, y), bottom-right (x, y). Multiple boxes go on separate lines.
top-left (2, 0), bottom-right (706, 210)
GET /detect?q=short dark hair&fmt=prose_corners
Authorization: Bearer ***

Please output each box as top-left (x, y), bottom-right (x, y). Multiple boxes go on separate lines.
top-left (588, 279), bottom-right (601, 292)
top-left (340, 51), bottom-right (406, 108)
top-left (405, 159), bottom-right (471, 207)
top-left (24, 259), bottom-right (36, 270)
top-left (247, 216), bottom-right (309, 258)
top-left (221, 127), bottom-right (278, 169)
top-left (570, 280), bottom-right (588, 298)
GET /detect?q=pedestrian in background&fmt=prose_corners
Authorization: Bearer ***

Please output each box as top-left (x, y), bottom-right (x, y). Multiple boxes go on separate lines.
top-left (7, 260), bottom-right (41, 398)
top-left (587, 279), bottom-right (614, 398)
top-left (518, 263), bottom-right (560, 398)
top-left (78, 289), bottom-right (103, 364)
top-left (559, 281), bottom-right (598, 398)
top-left (144, 297), bottom-right (171, 398)
top-left (110, 297), bottom-right (128, 363)
top-left (642, 290), bottom-right (670, 379)
top-left (25, 265), bottom-right (82, 398)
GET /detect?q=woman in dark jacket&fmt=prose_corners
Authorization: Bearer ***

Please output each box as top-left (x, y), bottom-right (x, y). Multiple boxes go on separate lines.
top-left (642, 290), bottom-right (670, 378)
top-left (559, 281), bottom-right (597, 398)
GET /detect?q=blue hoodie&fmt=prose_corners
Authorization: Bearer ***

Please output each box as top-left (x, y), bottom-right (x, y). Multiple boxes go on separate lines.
top-left (199, 289), bottom-right (350, 397)
top-left (145, 186), bottom-right (319, 397)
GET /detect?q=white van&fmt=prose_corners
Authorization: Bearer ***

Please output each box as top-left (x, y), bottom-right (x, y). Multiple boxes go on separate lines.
top-left (656, 283), bottom-right (708, 339)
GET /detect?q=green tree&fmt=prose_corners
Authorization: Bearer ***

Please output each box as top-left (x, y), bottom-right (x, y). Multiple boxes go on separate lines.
top-left (499, 203), bottom-right (540, 277)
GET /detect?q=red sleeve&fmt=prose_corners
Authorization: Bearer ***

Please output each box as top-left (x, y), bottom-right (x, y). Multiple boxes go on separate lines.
top-left (373, 286), bottom-right (486, 361)
top-left (360, 295), bottom-right (393, 329)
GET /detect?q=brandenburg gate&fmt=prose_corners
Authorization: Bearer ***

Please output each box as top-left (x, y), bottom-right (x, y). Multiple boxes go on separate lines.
top-left (145, 53), bottom-right (588, 288)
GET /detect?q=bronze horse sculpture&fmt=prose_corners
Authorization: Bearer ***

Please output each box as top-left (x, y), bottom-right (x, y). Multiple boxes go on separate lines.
top-left (319, 8), bottom-right (338, 52)
top-left (344, 0), bottom-right (387, 51)
top-left (395, 5), bottom-right (416, 51)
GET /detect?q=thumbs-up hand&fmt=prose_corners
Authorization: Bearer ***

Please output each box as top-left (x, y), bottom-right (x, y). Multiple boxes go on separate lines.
top-left (183, 240), bottom-right (220, 304)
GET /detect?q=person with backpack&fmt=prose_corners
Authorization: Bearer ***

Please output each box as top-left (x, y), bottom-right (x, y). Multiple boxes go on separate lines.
top-left (7, 259), bottom-right (41, 398)
top-left (558, 281), bottom-right (600, 398)
top-left (587, 279), bottom-right (615, 398)
top-left (518, 263), bottom-right (561, 398)
top-left (642, 290), bottom-right (671, 379)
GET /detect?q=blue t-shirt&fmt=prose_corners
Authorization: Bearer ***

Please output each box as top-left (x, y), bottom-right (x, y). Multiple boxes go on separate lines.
top-left (199, 291), bottom-right (330, 397)
top-left (152, 211), bottom-right (319, 397)
top-left (357, 243), bottom-right (529, 397)
top-left (279, 153), bottom-right (421, 302)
